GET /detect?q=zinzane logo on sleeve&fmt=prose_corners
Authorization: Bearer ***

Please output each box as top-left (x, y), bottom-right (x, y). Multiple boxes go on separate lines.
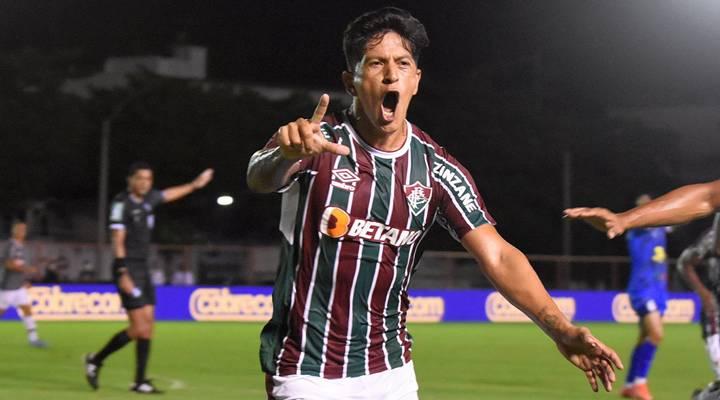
top-left (432, 162), bottom-right (478, 213)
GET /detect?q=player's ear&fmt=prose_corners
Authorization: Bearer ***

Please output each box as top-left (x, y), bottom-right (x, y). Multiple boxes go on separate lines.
top-left (342, 71), bottom-right (356, 97)
top-left (412, 68), bottom-right (421, 96)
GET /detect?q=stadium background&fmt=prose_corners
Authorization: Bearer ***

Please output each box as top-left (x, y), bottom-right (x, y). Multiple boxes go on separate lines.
top-left (1, 0), bottom-right (720, 399)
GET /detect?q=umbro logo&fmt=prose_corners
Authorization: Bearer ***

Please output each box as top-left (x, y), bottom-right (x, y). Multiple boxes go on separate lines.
top-left (331, 168), bottom-right (360, 192)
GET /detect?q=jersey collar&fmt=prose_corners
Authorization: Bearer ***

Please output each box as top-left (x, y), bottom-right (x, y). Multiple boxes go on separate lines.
top-left (341, 111), bottom-right (411, 159)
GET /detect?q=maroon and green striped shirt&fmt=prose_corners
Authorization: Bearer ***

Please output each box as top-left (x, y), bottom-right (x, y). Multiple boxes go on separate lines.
top-left (260, 110), bottom-right (494, 379)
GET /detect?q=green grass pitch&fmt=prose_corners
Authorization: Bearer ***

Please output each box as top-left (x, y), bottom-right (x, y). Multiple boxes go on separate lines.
top-left (0, 321), bottom-right (712, 399)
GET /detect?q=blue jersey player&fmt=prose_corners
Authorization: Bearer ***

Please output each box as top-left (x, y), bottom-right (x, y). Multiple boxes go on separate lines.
top-left (622, 194), bottom-right (670, 400)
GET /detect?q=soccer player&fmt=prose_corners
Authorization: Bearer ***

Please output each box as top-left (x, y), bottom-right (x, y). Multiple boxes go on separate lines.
top-left (564, 179), bottom-right (720, 238)
top-left (676, 213), bottom-right (720, 399)
top-left (0, 220), bottom-right (47, 348)
top-left (620, 194), bottom-right (670, 400)
top-left (84, 162), bottom-right (213, 393)
top-left (247, 7), bottom-right (622, 399)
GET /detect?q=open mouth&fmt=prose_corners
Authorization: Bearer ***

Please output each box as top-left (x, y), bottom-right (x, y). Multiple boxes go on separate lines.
top-left (381, 91), bottom-right (399, 121)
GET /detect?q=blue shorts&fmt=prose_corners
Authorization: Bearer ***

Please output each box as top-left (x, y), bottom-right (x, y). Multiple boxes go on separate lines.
top-left (630, 295), bottom-right (667, 318)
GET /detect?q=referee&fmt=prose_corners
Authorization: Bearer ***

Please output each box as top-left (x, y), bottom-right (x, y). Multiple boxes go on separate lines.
top-left (84, 161), bottom-right (213, 393)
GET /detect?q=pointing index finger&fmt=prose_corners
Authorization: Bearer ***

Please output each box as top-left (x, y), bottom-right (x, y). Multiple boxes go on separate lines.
top-left (310, 94), bottom-right (330, 123)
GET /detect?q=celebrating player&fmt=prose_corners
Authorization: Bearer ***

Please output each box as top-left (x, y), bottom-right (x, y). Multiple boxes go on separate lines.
top-left (676, 213), bottom-right (720, 399)
top-left (84, 162), bottom-right (213, 393)
top-left (0, 220), bottom-right (47, 348)
top-left (620, 194), bottom-right (671, 400)
top-left (247, 7), bottom-right (622, 399)
top-left (564, 179), bottom-right (720, 238)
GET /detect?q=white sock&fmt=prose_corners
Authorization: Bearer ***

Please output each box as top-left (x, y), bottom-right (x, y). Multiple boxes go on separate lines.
top-left (705, 334), bottom-right (720, 380)
top-left (21, 315), bottom-right (39, 342)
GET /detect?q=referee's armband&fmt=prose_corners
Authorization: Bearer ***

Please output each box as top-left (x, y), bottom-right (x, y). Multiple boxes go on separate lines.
top-left (112, 258), bottom-right (127, 278)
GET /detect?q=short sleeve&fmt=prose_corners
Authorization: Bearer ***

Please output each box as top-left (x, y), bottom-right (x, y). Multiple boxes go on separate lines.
top-left (2, 243), bottom-right (12, 261)
top-left (266, 122), bottom-right (338, 193)
top-left (678, 231), bottom-right (713, 268)
top-left (147, 189), bottom-right (165, 207)
top-left (108, 198), bottom-right (127, 231)
top-left (9, 242), bottom-right (21, 260)
top-left (433, 148), bottom-right (495, 241)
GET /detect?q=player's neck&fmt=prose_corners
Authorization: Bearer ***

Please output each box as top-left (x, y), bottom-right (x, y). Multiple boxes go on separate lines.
top-left (128, 191), bottom-right (145, 203)
top-left (349, 107), bottom-right (407, 153)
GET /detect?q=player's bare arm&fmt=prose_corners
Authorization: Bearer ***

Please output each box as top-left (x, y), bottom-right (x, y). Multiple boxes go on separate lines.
top-left (564, 179), bottom-right (720, 239)
top-left (461, 224), bottom-right (623, 392)
top-left (247, 94), bottom-right (350, 194)
top-left (161, 168), bottom-right (214, 203)
top-left (678, 253), bottom-right (717, 318)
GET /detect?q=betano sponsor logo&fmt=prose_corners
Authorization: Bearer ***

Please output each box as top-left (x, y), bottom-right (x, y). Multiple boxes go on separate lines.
top-left (485, 291), bottom-right (576, 322)
top-left (188, 287), bottom-right (444, 322)
top-left (611, 293), bottom-right (694, 323)
top-left (28, 286), bottom-right (125, 321)
top-left (432, 162), bottom-right (478, 213)
top-left (320, 207), bottom-right (423, 247)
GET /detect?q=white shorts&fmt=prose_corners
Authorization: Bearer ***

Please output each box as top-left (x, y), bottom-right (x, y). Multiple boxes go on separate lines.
top-left (0, 288), bottom-right (30, 309)
top-left (271, 361), bottom-right (419, 400)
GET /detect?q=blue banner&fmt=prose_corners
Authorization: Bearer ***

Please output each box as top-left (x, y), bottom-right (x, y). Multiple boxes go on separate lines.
top-left (0, 285), bottom-right (700, 323)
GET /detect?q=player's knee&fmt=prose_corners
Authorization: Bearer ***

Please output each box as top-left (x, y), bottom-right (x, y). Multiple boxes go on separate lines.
top-left (137, 323), bottom-right (153, 339)
top-left (128, 322), bottom-right (151, 339)
top-left (135, 326), bottom-right (148, 339)
top-left (648, 330), bottom-right (664, 345)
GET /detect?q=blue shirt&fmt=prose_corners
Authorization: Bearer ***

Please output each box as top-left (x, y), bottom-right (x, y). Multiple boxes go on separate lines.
top-left (626, 227), bottom-right (668, 296)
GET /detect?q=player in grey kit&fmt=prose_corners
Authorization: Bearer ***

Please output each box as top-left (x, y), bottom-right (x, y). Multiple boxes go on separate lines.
top-left (676, 214), bottom-right (720, 400)
top-left (84, 161), bottom-right (213, 393)
top-left (0, 220), bottom-right (46, 348)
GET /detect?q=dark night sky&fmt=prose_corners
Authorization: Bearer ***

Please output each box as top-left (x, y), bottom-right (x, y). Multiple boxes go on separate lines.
top-left (2, 0), bottom-right (720, 105)
top-left (1, 0), bottom-right (718, 249)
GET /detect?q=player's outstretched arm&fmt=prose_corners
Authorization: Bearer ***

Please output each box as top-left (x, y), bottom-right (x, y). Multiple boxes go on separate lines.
top-left (162, 168), bottom-right (214, 203)
top-left (461, 225), bottom-right (623, 392)
top-left (247, 94), bottom-right (350, 194)
top-left (564, 179), bottom-right (720, 239)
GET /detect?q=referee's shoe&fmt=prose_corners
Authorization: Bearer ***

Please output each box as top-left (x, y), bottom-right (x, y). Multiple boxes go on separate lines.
top-left (84, 353), bottom-right (101, 390)
top-left (131, 380), bottom-right (164, 394)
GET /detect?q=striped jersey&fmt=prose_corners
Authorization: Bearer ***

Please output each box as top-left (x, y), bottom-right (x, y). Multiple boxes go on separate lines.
top-left (1, 239), bottom-right (27, 290)
top-left (677, 213), bottom-right (720, 290)
top-left (260, 110), bottom-right (495, 379)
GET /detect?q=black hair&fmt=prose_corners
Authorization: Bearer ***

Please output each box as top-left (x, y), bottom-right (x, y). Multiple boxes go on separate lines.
top-left (128, 161), bottom-right (153, 177)
top-left (11, 219), bottom-right (26, 226)
top-left (343, 7), bottom-right (429, 71)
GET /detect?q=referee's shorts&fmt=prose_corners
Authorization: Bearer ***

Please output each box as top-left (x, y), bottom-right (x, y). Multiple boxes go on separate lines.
top-left (113, 258), bottom-right (156, 311)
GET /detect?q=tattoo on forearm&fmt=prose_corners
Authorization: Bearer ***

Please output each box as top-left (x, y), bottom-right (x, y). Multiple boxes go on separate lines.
top-left (538, 306), bottom-right (562, 333)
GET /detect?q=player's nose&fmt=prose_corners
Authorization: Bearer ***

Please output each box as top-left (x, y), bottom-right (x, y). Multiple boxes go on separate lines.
top-left (382, 64), bottom-right (399, 84)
